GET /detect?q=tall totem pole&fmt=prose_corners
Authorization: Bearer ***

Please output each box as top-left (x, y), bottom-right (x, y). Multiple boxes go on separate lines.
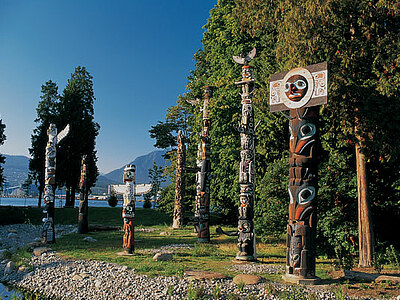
top-left (172, 130), bottom-right (185, 229)
top-left (233, 48), bottom-right (257, 261)
top-left (78, 155), bottom-right (89, 234)
top-left (194, 86), bottom-right (212, 243)
top-left (42, 123), bottom-right (70, 244)
top-left (109, 165), bottom-right (136, 254)
top-left (269, 62), bottom-right (327, 284)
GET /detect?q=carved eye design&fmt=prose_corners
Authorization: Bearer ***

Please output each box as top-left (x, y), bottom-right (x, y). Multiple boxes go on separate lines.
top-left (299, 123), bottom-right (316, 140)
top-left (298, 186), bottom-right (315, 204)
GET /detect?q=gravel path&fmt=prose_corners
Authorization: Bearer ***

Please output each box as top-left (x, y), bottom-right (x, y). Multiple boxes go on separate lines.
top-left (0, 224), bottom-right (378, 299)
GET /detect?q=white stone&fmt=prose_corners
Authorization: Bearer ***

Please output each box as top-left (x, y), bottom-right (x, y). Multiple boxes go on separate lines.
top-left (4, 261), bottom-right (15, 274)
top-left (83, 237), bottom-right (98, 242)
top-left (152, 253), bottom-right (173, 261)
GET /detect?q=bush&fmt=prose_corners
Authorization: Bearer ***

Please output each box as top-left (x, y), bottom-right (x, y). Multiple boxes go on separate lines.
top-left (108, 193), bottom-right (118, 207)
top-left (255, 157), bottom-right (288, 241)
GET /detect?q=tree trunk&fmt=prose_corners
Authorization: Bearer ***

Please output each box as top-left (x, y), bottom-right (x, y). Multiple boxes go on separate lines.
top-left (37, 188), bottom-right (42, 208)
top-left (355, 124), bottom-right (374, 268)
top-left (64, 187), bottom-right (73, 207)
top-left (71, 187), bottom-right (75, 207)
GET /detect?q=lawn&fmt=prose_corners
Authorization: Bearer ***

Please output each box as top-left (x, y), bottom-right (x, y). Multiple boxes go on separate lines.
top-left (3, 206), bottom-right (400, 299)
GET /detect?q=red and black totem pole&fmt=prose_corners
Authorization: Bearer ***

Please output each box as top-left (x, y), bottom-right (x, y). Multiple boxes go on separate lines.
top-left (109, 165), bottom-right (136, 254)
top-left (233, 48), bottom-right (257, 261)
top-left (270, 62), bottom-right (327, 284)
top-left (78, 155), bottom-right (89, 234)
top-left (195, 86), bottom-right (212, 243)
top-left (172, 130), bottom-right (185, 229)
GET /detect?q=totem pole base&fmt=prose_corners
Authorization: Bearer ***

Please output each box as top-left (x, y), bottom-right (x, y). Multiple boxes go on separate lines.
top-left (117, 251), bottom-right (135, 256)
top-left (282, 274), bottom-right (320, 285)
top-left (235, 255), bottom-right (256, 262)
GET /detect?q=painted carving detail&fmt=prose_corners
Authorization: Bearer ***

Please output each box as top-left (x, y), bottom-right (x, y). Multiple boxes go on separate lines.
top-left (234, 49), bottom-right (256, 261)
top-left (78, 155), bottom-right (88, 234)
top-left (172, 130), bottom-right (185, 229)
top-left (42, 123), bottom-right (69, 244)
top-left (286, 107), bottom-right (318, 278)
top-left (196, 86), bottom-right (212, 243)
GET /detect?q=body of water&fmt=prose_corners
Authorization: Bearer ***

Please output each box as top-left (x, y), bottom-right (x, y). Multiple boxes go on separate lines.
top-left (0, 197), bottom-right (145, 208)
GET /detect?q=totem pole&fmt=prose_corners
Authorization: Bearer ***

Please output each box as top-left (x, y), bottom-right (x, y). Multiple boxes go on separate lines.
top-left (109, 165), bottom-right (136, 254)
top-left (194, 86), bottom-right (212, 243)
top-left (233, 48), bottom-right (257, 261)
top-left (42, 123), bottom-right (70, 244)
top-left (269, 62), bottom-right (327, 284)
top-left (78, 155), bottom-right (89, 234)
top-left (172, 130), bottom-right (185, 229)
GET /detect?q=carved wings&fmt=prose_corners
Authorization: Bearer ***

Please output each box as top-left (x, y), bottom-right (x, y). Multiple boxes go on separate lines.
top-left (57, 124), bottom-right (70, 144)
top-left (233, 48), bottom-right (256, 65)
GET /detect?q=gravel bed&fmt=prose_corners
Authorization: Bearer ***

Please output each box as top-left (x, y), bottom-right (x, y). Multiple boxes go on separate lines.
top-left (227, 263), bottom-right (284, 274)
top-left (0, 224), bottom-right (374, 299)
top-left (1, 251), bottom-right (339, 300)
top-left (0, 224), bottom-right (76, 252)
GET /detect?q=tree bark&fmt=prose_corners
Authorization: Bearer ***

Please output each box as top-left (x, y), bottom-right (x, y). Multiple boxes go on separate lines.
top-left (355, 124), bottom-right (374, 268)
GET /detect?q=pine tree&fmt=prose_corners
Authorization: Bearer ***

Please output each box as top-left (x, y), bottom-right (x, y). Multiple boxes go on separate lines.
top-left (29, 80), bottom-right (60, 206)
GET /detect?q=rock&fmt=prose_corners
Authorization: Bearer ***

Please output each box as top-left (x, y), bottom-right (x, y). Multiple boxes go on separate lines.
top-left (95, 280), bottom-right (102, 288)
top-left (4, 261), bottom-right (15, 275)
top-left (80, 272), bottom-right (90, 279)
top-left (33, 247), bottom-right (51, 256)
top-left (344, 270), bottom-right (379, 282)
top-left (72, 274), bottom-right (82, 280)
top-left (7, 232), bottom-right (17, 238)
top-left (184, 269), bottom-right (229, 281)
top-left (18, 265), bottom-right (27, 273)
top-left (83, 237), bottom-right (98, 242)
top-left (26, 242), bottom-right (43, 249)
top-left (159, 231), bottom-right (171, 236)
top-left (233, 274), bottom-right (264, 285)
top-left (375, 275), bottom-right (400, 284)
top-left (152, 253), bottom-right (173, 261)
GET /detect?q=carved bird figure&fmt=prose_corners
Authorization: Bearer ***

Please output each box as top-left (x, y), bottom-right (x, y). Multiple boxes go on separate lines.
top-left (233, 48), bottom-right (256, 65)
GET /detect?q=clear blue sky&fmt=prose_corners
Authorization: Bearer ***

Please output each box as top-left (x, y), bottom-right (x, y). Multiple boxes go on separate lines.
top-left (0, 0), bottom-right (216, 173)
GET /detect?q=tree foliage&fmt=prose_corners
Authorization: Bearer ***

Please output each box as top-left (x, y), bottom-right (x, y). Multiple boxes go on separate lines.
top-left (29, 68), bottom-right (100, 206)
top-left (151, 0), bottom-right (400, 258)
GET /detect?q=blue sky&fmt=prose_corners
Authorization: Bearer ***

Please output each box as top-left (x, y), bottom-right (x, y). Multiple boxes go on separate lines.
top-left (0, 0), bottom-right (216, 173)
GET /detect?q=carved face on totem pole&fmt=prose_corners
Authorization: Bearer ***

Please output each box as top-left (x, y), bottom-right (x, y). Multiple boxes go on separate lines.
top-left (281, 68), bottom-right (314, 110)
top-left (123, 165), bottom-right (136, 183)
top-left (284, 75), bottom-right (308, 102)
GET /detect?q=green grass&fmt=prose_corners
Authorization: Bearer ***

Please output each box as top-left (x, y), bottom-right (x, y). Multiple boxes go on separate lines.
top-left (1, 206), bottom-right (336, 281)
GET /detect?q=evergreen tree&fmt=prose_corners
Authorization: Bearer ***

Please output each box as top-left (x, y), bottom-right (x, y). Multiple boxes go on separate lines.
top-left (57, 66), bottom-right (100, 207)
top-left (29, 80), bottom-right (60, 206)
top-left (148, 161), bottom-right (166, 208)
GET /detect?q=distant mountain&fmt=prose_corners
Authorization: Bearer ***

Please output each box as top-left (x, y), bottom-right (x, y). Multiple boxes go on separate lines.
top-left (2, 150), bottom-right (171, 195)
top-left (102, 150), bottom-right (170, 184)
top-left (2, 154), bottom-right (30, 187)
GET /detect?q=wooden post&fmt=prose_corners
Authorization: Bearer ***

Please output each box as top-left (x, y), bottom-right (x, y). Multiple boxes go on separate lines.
top-left (78, 155), bottom-right (89, 234)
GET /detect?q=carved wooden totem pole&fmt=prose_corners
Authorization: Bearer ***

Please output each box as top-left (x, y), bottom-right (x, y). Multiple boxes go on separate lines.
top-left (172, 130), bottom-right (185, 229)
top-left (233, 48), bottom-right (257, 261)
top-left (78, 155), bottom-right (89, 234)
top-left (42, 123), bottom-right (69, 244)
top-left (195, 86), bottom-right (212, 243)
top-left (108, 165), bottom-right (136, 254)
top-left (270, 62), bottom-right (327, 284)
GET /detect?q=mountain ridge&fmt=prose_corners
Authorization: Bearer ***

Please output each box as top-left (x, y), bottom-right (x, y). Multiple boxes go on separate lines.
top-left (1, 150), bottom-right (170, 194)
